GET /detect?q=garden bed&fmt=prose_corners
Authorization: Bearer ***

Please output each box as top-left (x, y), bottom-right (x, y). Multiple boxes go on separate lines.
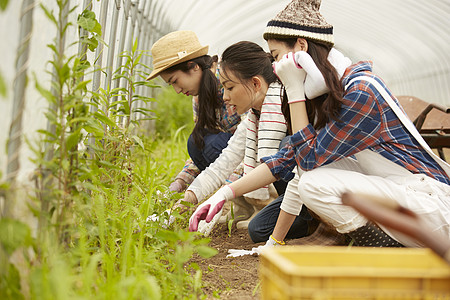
top-left (190, 223), bottom-right (263, 299)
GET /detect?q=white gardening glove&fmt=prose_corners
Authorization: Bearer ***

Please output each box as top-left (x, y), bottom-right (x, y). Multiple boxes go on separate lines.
top-left (226, 249), bottom-right (256, 258)
top-left (252, 235), bottom-right (279, 255)
top-left (146, 209), bottom-right (176, 229)
top-left (189, 185), bottom-right (234, 235)
top-left (169, 179), bottom-right (186, 192)
top-left (273, 52), bottom-right (307, 104)
top-left (197, 219), bottom-right (217, 237)
top-left (295, 51), bottom-right (328, 99)
top-left (226, 235), bottom-right (282, 258)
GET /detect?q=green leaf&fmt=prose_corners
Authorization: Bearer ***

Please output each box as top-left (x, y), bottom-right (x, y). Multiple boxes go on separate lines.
top-left (0, 263), bottom-right (24, 300)
top-left (73, 79), bottom-right (90, 92)
top-left (74, 59), bottom-right (91, 73)
top-left (93, 21), bottom-right (102, 36)
top-left (179, 200), bottom-right (194, 208)
top-left (40, 4), bottom-right (57, 25)
top-left (132, 38), bottom-right (138, 53)
top-left (83, 120), bottom-right (104, 137)
top-left (0, 71), bottom-right (7, 98)
top-left (77, 10), bottom-right (97, 32)
top-left (0, 218), bottom-right (32, 255)
top-left (59, 63), bottom-right (71, 84)
top-left (35, 77), bottom-right (55, 103)
top-left (155, 230), bottom-right (179, 242)
top-left (97, 160), bottom-right (119, 169)
top-left (132, 135), bottom-right (144, 150)
top-left (66, 128), bottom-right (81, 151)
top-left (83, 10), bottom-right (96, 19)
top-left (94, 112), bottom-right (116, 128)
top-left (87, 36), bottom-right (98, 52)
top-left (196, 245), bottom-right (218, 258)
top-left (177, 245), bottom-right (194, 263)
top-left (0, 0), bottom-right (9, 11)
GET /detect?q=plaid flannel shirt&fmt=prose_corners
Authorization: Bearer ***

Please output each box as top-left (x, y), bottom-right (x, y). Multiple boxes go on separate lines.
top-left (262, 62), bottom-right (450, 186)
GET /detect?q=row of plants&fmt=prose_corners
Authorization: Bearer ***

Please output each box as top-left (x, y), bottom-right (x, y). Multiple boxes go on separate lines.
top-left (1, 1), bottom-right (213, 299)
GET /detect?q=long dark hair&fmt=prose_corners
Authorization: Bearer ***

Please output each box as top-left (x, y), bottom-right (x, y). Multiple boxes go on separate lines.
top-left (276, 39), bottom-right (344, 133)
top-left (220, 41), bottom-right (278, 93)
top-left (165, 55), bottom-right (220, 149)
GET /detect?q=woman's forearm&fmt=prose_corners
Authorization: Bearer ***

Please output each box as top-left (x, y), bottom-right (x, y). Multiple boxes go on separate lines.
top-left (289, 101), bottom-right (309, 133)
top-left (271, 210), bottom-right (297, 242)
top-left (229, 163), bottom-right (277, 197)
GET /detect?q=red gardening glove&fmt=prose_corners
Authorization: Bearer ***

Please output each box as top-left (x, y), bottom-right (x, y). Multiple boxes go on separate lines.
top-left (189, 185), bottom-right (234, 235)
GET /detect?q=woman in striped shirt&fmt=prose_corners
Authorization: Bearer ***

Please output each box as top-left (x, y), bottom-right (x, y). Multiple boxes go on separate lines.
top-left (185, 41), bottom-right (311, 239)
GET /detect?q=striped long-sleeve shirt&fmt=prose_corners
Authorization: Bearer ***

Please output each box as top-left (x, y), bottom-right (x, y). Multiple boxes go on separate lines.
top-left (188, 82), bottom-right (288, 202)
top-left (261, 61), bottom-right (450, 185)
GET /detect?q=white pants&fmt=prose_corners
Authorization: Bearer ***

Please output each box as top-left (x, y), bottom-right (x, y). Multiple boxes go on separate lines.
top-left (297, 159), bottom-right (450, 247)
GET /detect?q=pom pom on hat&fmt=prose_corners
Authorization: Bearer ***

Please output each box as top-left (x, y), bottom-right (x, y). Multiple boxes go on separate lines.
top-left (263, 0), bottom-right (334, 47)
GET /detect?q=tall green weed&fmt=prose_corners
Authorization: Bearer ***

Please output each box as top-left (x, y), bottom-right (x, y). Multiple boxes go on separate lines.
top-left (0, 1), bottom-right (215, 299)
top-left (154, 86), bottom-right (194, 139)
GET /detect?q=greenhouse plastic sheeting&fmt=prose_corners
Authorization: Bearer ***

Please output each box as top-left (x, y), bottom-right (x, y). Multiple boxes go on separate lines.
top-left (0, 0), bottom-right (449, 183)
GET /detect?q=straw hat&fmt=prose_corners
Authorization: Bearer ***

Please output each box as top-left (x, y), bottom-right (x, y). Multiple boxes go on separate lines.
top-left (263, 0), bottom-right (334, 47)
top-left (147, 30), bottom-right (209, 80)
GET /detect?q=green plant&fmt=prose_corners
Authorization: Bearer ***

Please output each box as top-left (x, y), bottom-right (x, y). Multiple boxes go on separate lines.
top-left (1, 1), bottom-right (219, 299)
top-left (227, 203), bottom-right (234, 237)
top-left (154, 86), bottom-right (194, 139)
top-left (0, 217), bottom-right (32, 300)
top-left (111, 39), bottom-right (156, 128)
top-left (77, 8), bottom-right (102, 52)
top-left (0, 72), bottom-right (6, 99)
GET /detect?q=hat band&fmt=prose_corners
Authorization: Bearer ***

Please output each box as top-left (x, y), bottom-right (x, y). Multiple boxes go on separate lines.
top-left (154, 50), bottom-right (188, 69)
top-left (265, 26), bottom-right (334, 45)
top-left (267, 20), bottom-right (333, 34)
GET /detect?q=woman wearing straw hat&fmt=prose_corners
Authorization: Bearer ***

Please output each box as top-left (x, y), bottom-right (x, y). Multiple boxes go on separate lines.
top-left (190, 0), bottom-right (450, 252)
top-left (147, 31), bottom-right (244, 197)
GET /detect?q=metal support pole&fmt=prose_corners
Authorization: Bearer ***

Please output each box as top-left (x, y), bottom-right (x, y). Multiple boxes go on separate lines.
top-left (91, 0), bottom-right (109, 113)
top-left (122, 0), bottom-right (138, 127)
top-left (138, 0), bottom-right (152, 127)
top-left (113, 0), bottom-right (130, 107)
top-left (4, 0), bottom-right (37, 217)
top-left (134, 0), bottom-right (145, 121)
top-left (103, 0), bottom-right (121, 95)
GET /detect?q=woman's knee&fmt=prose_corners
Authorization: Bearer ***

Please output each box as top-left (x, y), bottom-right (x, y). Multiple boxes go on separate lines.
top-left (202, 132), bottom-right (232, 163)
top-left (247, 218), bottom-right (267, 243)
top-left (298, 168), bottom-right (368, 233)
top-left (187, 134), bottom-right (198, 158)
top-left (297, 169), bottom-right (325, 201)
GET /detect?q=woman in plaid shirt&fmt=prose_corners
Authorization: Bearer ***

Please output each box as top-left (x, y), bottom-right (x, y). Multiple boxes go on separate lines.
top-left (147, 31), bottom-right (242, 193)
top-left (190, 0), bottom-right (450, 251)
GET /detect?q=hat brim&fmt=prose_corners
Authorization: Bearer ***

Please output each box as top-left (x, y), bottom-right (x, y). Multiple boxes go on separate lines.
top-left (146, 45), bottom-right (209, 81)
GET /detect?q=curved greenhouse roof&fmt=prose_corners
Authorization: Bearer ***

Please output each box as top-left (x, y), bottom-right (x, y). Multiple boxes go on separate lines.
top-left (0, 0), bottom-right (449, 183)
top-left (154, 0), bottom-right (450, 105)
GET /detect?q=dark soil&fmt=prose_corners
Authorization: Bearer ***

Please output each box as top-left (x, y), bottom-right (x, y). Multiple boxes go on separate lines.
top-left (190, 223), bottom-right (264, 299)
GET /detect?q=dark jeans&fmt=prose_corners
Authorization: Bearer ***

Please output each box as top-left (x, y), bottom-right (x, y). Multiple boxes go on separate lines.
top-left (248, 195), bottom-right (312, 243)
top-left (246, 135), bottom-right (311, 243)
top-left (187, 131), bottom-right (233, 171)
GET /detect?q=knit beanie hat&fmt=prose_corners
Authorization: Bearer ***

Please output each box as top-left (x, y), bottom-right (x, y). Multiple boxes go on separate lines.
top-left (263, 0), bottom-right (334, 47)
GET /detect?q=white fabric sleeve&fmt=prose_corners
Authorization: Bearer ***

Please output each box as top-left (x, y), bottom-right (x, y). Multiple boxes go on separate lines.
top-left (280, 167), bottom-right (304, 216)
top-left (187, 117), bottom-right (249, 202)
top-left (280, 157), bottom-right (363, 216)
